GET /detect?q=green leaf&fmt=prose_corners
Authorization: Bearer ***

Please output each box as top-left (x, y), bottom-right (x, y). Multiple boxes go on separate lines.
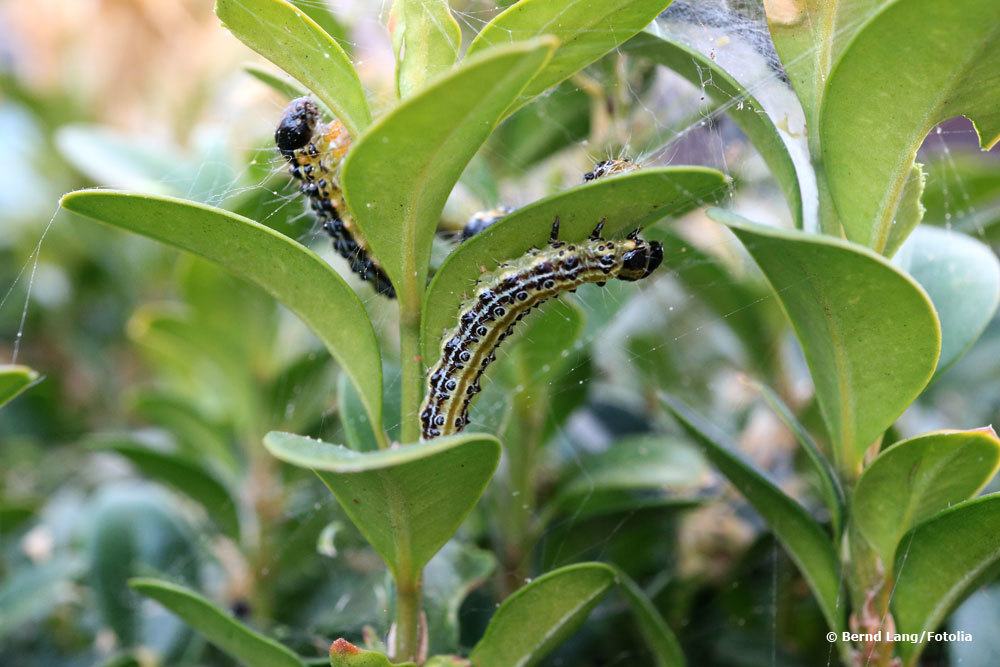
top-left (61, 191), bottom-right (384, 444)
top-left (216, 0), bottom-right (370, 136)
top-left (763, 0), bottom-right (891, 131)
top-left (390, 0), bottom-right (461, 98)
top-left (883, 162), bottom-right (926, 258)
top-left (615, 570), bottom-right (685, 667)
top-left (131, 578), bottom-right (305, 667)
top-left (659, 393), bottom-right (843, 633)
top-left (503, 298), bottom-right (585, 388)
top-left (244, 64), bottom-right (309, 101)
top-left (820, 0), bottom-right (1000, 252)
top-left (91, 438), bottom-right (241, 540)
top-left (624, 30), bottom-right (803, 227)
top-left (551, 435), bottom-right (711, 519)
top-left (338, 364), bottom-right (403, 452)
top-left (130, 391), bottom-right (239, 473)
top-left (341, 38), bottom-right (556, 302)
top-left (287, 0), bottom-right (351, 50)
top-left (710, 209), bottom-right (940, 475)
top-left (263, 432), bottom-right (500, 580)
top-left (892, 494), bottom-right (1000, 665)
top-left (468, 0), bottom-right (675, 111)
top-left (0, 365), bottom-right (38, 409)
top-left (895, 226), bottom-right (1000, 377)
top-left (470, 563), bottom-right (617, 667)
top-left (751, 381), bottom-right (845, 537)
top-left (422, 167), bottom-right (727, 359)
top-left (423, 541), bottom-right (496, 654)
top-left (851, 428), bottom-right (1000, 569)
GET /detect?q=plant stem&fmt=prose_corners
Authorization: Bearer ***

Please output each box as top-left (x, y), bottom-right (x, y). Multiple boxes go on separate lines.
top-left (394, 574), bottom-right (422, 662)
top-left (400, 305), bottom-right (423, 445)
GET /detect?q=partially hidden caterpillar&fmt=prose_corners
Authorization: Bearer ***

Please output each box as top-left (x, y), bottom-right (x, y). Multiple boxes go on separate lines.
top-left (420, 218), bottom-right (663, 439)
top-left (457, 158), bottom-right (638, 241)
top-left (275, 97), bottom-right (396, 298)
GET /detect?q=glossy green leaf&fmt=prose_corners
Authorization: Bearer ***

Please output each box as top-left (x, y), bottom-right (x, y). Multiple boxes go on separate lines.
top-left (764, 0), bottom-right (890, 130)
top-left (263, 432), bottom-right (500, 580)
top-left (892, 494), bottom-right (1000, 664)
top-left (422, 167), bottom-right (727, 358)
top-left (130, 578), bottom-right (305, 667)
top-left (244, 64), bottom-right (309, 101)
top-left (883, 162), bottom-right (926, 258)
top-left (852, 428), bottom-right (1000, 568)
top-left (0, 365), bottom-right (38, 409)
top-left (895, 225), bottom-right (1000, 377)
top-left (341, 38), bottom-right (555, 302)
top-left (821, 0), bottom-right (1000, 252)
top-left (552, 435), bottom-right (711, 518)
top-left (624, 30), bottom-right (803, 227)
top-left (216, 0), bottom-right (370, 136)
top-left (287, 0), bottom-right (350, 50)
top-left (390, 0), bottom-right (461, 98)
top-left (752, 381), bottom-right (845, 537)
top-left (91, 438), bottom-right (241, 540)
top-left (61, 191), bottom-right (384, 443)
top-left (710, 209), bottom-right (940, 474)
top-left (660, 393), bottom-right (843, 632)
top-left (470, 563), bottom-right (617, 666)
top-left (468, 0), bottom-right (674, 111)
top-left (503, 298), bottom-right (585, 388)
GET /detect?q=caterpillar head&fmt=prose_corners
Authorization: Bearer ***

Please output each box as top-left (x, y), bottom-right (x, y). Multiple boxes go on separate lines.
top-left (275, 97), bottom-right (320, 157)
top-left (584, 157), bottom-right (639, 181)
top-left (619, 239), bottom-right (663, 281)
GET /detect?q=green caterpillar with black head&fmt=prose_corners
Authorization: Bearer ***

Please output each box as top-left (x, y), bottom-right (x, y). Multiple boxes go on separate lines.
top-left (420, 218), bottom-right (663, 439)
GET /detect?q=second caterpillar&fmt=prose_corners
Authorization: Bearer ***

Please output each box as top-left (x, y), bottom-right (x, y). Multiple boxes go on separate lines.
top-left (420, 219), bottom-right (663, 439)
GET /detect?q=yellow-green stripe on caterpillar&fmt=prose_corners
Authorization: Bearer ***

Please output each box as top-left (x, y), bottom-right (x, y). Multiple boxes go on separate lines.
top-left (420, 218), bottom-right (663, 439)
top-left (275, 97), bottom-right (396, 298)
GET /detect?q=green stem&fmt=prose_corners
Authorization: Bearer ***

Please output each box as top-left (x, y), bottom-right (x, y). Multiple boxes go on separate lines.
top-left (394, 574), bottom-right (422, 662)
top-left (400, 305), bottom-right (423, 445)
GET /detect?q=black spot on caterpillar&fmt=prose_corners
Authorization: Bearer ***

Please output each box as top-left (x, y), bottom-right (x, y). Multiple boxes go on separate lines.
top-left (420, 218), bottom-right (663, 439)
top-left (457, 158), bottom-right (640, 241)
top-left (276, 97), bottom-right (396, 298)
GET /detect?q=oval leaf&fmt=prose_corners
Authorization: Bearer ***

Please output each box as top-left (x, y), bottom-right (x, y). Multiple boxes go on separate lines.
top-left (422, 167), bottom-right (727, 358)
top-left (895, 225), bottom-right (1000, 377)
top-left (468, 0), bottom-right (674, 111)
top-left (216, 0), bottom-right (370, 136)
top-left (821, 0), bottom-right (1000, 252)
top-left (130, 578), bottom-right (305, 667)
top-left (390, 0), bottom-right (461, 98)
top-left (61, 191), bottom-right (383, 442)
top-left (710, 209), bottom-right (940, 475)
top-left (263, 431), bottom-right (500, 579)
top-left (892, 494), bottom-right (1000, 664)
top-left (470, 563), bottom-right (617, 667)
top-left (851, 428), bottom-right (1000, 568)
top-left (659, 393), bottom-right (843, 633)
top-left (341, 38), bottom-right (556, 301)
top-left (0, 365), bottom-right (38, 409)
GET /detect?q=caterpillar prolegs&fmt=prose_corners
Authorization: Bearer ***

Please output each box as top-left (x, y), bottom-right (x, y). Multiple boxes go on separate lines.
top-left (420, 219), bottom-right (663, 440)
top-left (275, 97), bottom-right (396, 298)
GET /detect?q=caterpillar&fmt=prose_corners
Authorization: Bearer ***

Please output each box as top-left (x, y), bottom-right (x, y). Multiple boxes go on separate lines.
top-left (457, 158), bottom-right (638, 241)
top-left (275, 97), bottom-right (396, 298)
top-left (420, 219), bottom-right (663, 439)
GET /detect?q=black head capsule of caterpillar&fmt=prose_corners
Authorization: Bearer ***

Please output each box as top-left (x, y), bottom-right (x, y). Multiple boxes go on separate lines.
top-left (619, 237), bottom-right (664, 281)
top-left (275, 97), bottom-right (320, 158)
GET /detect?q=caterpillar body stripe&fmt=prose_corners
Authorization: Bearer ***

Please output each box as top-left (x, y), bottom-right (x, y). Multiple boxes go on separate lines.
top-left (420, 219), bottom-right (663, 440)
top-left (276, 97), bottom-right (395, 298)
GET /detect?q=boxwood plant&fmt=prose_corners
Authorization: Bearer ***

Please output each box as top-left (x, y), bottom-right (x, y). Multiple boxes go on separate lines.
top-left (56, 0), bottom-right (1000, 666)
